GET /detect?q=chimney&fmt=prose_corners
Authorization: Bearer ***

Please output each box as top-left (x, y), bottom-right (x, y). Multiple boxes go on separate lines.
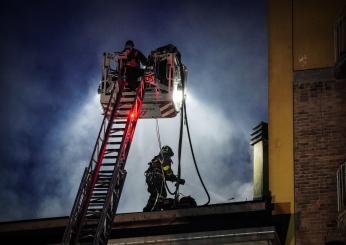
top-left (251, 122), bottom-right (269, 200)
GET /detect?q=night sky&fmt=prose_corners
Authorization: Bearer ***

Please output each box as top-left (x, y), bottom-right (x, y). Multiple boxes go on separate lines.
top-left (0, 0), bottom-right (267, 221)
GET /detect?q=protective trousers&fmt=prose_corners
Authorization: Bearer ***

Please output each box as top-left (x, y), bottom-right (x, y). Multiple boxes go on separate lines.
top-left (143, 171), bottom-right (166, 212)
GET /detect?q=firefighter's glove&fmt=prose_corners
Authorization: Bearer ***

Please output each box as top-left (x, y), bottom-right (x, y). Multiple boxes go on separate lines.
top-left (177, 178), bottom-right (185, 185)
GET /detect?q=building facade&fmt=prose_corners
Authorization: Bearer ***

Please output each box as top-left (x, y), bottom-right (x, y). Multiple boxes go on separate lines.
top-left (268, 0), bottom-right (346, 244)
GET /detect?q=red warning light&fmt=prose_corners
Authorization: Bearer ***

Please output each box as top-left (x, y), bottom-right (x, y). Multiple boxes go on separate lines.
top-left (130, 112), bottom-right (135, 119)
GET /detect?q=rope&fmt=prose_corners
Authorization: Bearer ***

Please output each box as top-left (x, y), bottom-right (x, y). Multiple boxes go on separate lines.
top-left (150, 120), bottom-right (164, 211)
top-left (155, 119), bottom-right (162, 150)
top-left (156, 119), bottom-right (175, 195)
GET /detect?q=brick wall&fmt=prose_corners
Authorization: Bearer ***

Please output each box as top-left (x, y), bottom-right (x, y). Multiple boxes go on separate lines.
top-left (294, 71), bottom-right (346, 244)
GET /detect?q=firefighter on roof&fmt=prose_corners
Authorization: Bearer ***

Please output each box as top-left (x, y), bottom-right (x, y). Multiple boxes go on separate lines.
top-left (143, 145), bottom-right (185, 212)
top-left (122, 40), bottom-right (147, 90)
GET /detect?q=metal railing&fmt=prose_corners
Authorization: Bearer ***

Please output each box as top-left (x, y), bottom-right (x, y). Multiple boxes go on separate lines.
top-left (337, 162), bottom-right (346, 212)
top-left (334, 8), bottom-right (346, 63)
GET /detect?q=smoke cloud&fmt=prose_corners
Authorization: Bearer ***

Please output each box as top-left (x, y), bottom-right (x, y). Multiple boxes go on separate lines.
top-left (0, 0), bottom-right (266, 221)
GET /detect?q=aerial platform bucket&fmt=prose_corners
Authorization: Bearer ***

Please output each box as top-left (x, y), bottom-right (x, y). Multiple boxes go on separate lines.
top-left (99, 44), bottom-right (187, 119)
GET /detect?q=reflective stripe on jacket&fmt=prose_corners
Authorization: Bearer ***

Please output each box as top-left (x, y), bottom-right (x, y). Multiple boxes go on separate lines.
top-left (146, 155), bottom-right (177, 182)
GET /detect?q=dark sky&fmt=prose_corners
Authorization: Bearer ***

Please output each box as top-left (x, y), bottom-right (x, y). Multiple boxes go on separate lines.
top-left (0, 0), bottom-right (267, 221)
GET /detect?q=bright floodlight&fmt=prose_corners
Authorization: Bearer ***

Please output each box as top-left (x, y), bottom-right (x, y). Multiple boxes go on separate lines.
top-left (173, 80), bottom-right (183, 111)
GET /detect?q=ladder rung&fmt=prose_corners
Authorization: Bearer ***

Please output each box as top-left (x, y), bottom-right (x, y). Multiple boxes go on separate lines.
top-left (85, 213), bottom-right (102, 219)
top-left (86, 207), bottom-right (103, 212)
top-left (96, 180), bottom-right (111, 184)
top-left (110, 128), bottom-right (124, 132)
top-left (89, 202), bottom-right (105, 206)
top-left (92, 190), bottom-right (108, 195)
top-left (90, 198), bottom-right (106, 203)
top-left (105, 147), bottom-right (119, 150)
top-left (114, 121), bottom-right (127, 124)
top-left (117, 111), bottom-right (129, 115)
top-left (97, 176), bottom-right (112, 180)
top-left (111, 124), bottom-right (126, 128)
top-left (88, 205), bottom-right (104, 209)
top-left (100, 165), bottom-right (115, 169)
top-left (96, 175), bottom-right (112, 181)
top-left (109, 135), bottom-right (123, 138)
top-left (120, 100), bottom-right (135, 105)
top-left (85, 214), bottom-right (101, 219)
top-left (89, 200), bottom-right (105, 204)
top-left (96, 181), bottom-right (111, 184)
top-left (122, 97), bottom-right (135, 101)
top-left (99, 170), bottom-right (113, 173)
top-left (101, 163), bottom-right (115, 166)
top-left (118, 108), bottom-right (130, 111)
top-left (119, 104), bottom-right (132, 108)
top-left (107, 142), bottom-right (120, 145)
top-left (93, 190), bottom-right (108, 195)
top-left (94, 186), bottom-right (109, 190)
top-left (94, 187), bottom-right (109, 190)
top-left (104, 156), bottom-right (117, 159)
top-left (96, 177), bottom-right (112, 181)
top-left (86, 207), bottom-right (102, 211)
top-left (105, 148), bottom-right (119, 153)
top-left (92, 193), bottom-right (107, 197)
top-left (96, 178), bottom-right (111, 182)
top-left (90, 194), bottom-right (107, 199)
top-left (92, 189), bottom-right (108, 192)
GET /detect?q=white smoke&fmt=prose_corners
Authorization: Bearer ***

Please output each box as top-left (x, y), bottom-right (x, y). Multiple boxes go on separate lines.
top-left (36, 88), bottom-right (253, 217)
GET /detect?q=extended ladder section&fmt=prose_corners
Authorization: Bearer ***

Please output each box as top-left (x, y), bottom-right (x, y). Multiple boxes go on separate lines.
top-left (62, 79), bottom-right (146, 245)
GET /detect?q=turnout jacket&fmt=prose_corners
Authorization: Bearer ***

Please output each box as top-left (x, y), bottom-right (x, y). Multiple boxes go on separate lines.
top-left (122, 47), bottom-right (147, 68)
top-left (146, 155), bottom-right (177, 182)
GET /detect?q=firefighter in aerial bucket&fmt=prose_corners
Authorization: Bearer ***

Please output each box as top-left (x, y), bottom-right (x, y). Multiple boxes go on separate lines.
top-left (121, 40), bottom-right (148, 90)
top-left (143, 145), bottom-right (185, 212)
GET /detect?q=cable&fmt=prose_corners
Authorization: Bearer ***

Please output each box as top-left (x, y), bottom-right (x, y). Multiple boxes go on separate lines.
top-left (152, 61), bottom-right (210, 209)
top-left (174, 72), bottom-right (185, 203)
top-left (183, 90), bottom-right (211, 206)
top-left (183, 101), bottom-right (210, 205)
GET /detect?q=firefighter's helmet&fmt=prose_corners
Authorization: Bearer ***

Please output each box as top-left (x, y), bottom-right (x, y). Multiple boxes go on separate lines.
top-left (125, 40), bottom-right (134, 48)
top-left (161, 145), bottom-right (174, 157)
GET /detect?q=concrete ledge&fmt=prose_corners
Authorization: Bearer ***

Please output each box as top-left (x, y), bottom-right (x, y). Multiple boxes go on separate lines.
top-left (0, 201), bottom-right (271, 244)
top-left (109, 227), bottom-right (280, 245)
top-left (113, 201), bottom-right (267, 229)
top-left (0, 201), bottom-right (267, 232)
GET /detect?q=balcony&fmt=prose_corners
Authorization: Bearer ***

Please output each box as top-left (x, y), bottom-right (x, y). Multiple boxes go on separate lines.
top-left (334, 7), bottom-right (346, 79)
top-left (337, 162), bottom-right (346, 230)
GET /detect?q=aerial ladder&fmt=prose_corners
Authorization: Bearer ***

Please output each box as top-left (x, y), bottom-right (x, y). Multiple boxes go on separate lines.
top-left (62, 44), bottom-right (186, 245)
